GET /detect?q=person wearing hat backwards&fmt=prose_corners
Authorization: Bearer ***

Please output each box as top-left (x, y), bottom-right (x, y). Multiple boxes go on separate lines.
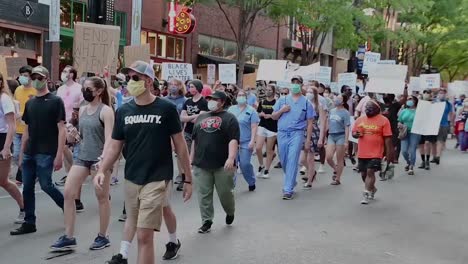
top-left (272, 75), bottom-right (315, 200)
top-left (191, 91), bottom-right (240, 233)
top-left (11, 66), bottom-right (66, 235)
top-left (94, 61), bottom-right (192, 264)
top-left (179, 79), bottom-right (208, 191)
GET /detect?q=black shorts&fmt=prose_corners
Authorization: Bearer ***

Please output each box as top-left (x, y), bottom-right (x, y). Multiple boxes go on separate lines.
top-left (358, 158), bottom-right (382, 172)
top-left (0, 133), bottom-right (13, 155)
top-left (419, 135), bottom-right (437, 144)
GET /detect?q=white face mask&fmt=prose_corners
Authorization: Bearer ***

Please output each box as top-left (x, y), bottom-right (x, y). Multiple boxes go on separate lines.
top-left (61, 73), bottom-right (69, 83)
top-left (208, 100), bottom-right (219, 111)
top-left (306, 92), bottom-right (314, 101)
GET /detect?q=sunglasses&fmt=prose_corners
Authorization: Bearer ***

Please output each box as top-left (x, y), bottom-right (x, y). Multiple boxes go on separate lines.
top-left (31, 75), bottom-right (45, 81)
top-left (128, 75), bottom-right (140, 82)
top-left (280, 93), bottom-right (288, 95)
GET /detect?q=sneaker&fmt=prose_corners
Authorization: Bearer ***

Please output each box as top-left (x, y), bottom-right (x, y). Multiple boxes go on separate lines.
top-left (361, 191), bottom-right (370, 205)
top-left (404, 165), bottom-right (410, 171)
top-left (75, 200), bottom-right (84, 213)
top-left (350, 156), bottom-right (356, 165)
top-left (248, 184), bottom-right (256, 192)
top-left (226, 214), bottom-right (235, 225)
top-left (282, 193), bottom-right (293, 200)
top-left (379, 171), bottom-right (387, 181)
top-left (318, 164), bottom-right (325, 174)
top-left (176, 181), bottom-right (184, 191)
top-left (110, 177), bottom-right (119, 186)
top-left (198, 221), bottom-right (212, 234)
top-left (118, 213), bottom-right (127, 222)
top-left (106, 254), bottom-right (128, 264)
top-left (261, 170), bottom-right (270, 179)
top-left (50, 235), bottom-right (77, 251)
top-left (174, 175), bottom-right (182, 184)
top-left (14, 211), bottom-right (25, 224)
top-left (430, 158), bottom-right (437, 163)
top-left (425, 160), bottom-right (430, 170)
top-left (55, 176), bottom-right (67, 186)
top-left (163, 240), bottom-right (181, 260)
top-left (299, 166), bottom-right (307, 175)
top-left (274, 162), bottom-right (282, 169)
top-left (408, 166), bottom-right (414, 175)
top-left (302, 183), bottom-right (312, 190)
top-left (369, 188), bottom-right (377, 200)
top-left (418, 162), bottom-right (425, 169)
top-left (10, 223), bottom-right (37, 235)
top-left (434, 157), bottom-right (440, 165)
top-left (256, 166), bottom-right (265, 177)
top-left (89, 234), bottom-right (111, 250)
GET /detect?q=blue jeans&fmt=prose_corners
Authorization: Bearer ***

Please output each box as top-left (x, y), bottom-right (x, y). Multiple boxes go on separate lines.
top-left (22, 154), bottom-right (64, 225)
top-left (400, 133), bottom-right (420, 166)
top-left (237, 142), bottom-right (256, 187)
top-left (13, 133), bottom-right (22, 166)
top-left (277, 130), bottom-right (304, 194)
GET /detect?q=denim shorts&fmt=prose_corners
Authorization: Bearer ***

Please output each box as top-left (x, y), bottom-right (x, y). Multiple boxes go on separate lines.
top-left (74, 159), bottom-right (98, 170)
top-left (327, 133), bottom-right (346, 145)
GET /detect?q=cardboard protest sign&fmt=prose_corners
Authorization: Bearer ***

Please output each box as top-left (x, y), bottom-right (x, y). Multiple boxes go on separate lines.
top-left (362, 52), bottom-right (381, 74)
top-left (409, 77), bottom-right (422, 92)
top-left (315, 66), bottom-right (332, 85)
top-left (218, 64), bottom-right (236, 84)
top-left (377, 60), bottom-right (396, 65)
top-left (420, 73), bottom-right (441, 89)
top-left (337, 73), bottom-right (357, 90)
top-left (73, 22), bottom-right (120, 76)
top-left (124, 44), bottom-right (150, 67)
top-left (207, 64), bottom-right (216, 84)
top-left (256, 60), bottom-right (287, 81)
top-left (411, 101), bottom-right (445, 135)
top-left (286, 62), bottom-right (320, 82)
top-left (162, 63), bottom-right (193, 81)
top-left (365, 64), bottom-right (407, 95)
top-left (5, 57), bottom-right (28, 79)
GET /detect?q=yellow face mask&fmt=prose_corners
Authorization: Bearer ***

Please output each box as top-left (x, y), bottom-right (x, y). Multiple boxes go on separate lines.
top-left (127, 80), bottom-right (146, 97)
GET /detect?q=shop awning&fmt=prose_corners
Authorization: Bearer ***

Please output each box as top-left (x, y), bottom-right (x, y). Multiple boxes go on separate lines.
top-left (197, 54), bottom-right (257, 74)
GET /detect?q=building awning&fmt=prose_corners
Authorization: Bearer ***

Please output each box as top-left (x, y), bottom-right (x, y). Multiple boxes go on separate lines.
top-left (197, 54), bottom-right (257, 74)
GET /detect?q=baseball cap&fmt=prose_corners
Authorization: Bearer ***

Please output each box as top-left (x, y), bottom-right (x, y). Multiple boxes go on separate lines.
top-left (291, 75), bottom-right (303, 84)
top-left (206, 91), bottom-right (227, 101)
top-left (31, 66), bottom-right (49, 78)
top-left (121, 60), bottom-right (155, 80)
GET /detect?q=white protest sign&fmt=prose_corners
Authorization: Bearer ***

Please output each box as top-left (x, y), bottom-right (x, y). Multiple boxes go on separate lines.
top-left (315, 66), bottom-right (332, 85)
top-left (349, 116), bottom-right (358, 143)
top-left (362, 52), bottom-right (381, 74)
top-left (286, 62), bottom-right (320, 82)
top-left (218, 64), bottom-right (236, 84)
top-left (377, 60), bottom-right (396, 65)
top-left (448, 81), bottom-right (468, 98)
top-left (257, 60), bottom-right (287, 81)
top-left (73, 22), bottom-right (121, 76)
top-left (337, 73), bottom-right (357, 90)
top-left (409, 77), bottom-right (422, 92)
top-left (330, 82), bottom-right (339, 94)
top-left (411, 101), bottom-right (445, 135)
top-left (162, 63), bottom-right (193, 81)
top-left (365, 64), bottom-right (408, 95)
top-left (420, 73), bottom-right (441, 89)
top-left (207, 64), bottom-right (216, 84)
top-left (276, 81), bottom-right (291, 89)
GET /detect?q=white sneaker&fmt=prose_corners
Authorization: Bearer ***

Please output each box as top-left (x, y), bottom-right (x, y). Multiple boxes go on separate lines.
top-left (318, 164), bottom-right (325, 174)
top-left (256, 166), bottom-right (265, 177)
top-left (261, 170), bottom-right (270, 179)
top-left (14, 211), bottom-right (25, 224)
top-left (299, 166), bottom-right (307, 175)
top-left (369, 188), bottom-right (377, 200)
top-left (361, 191), bottom-right (370, 205)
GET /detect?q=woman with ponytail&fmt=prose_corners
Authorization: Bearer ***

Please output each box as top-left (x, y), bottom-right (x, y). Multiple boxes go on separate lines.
top-left (50, 76), bottom-right (115, 252)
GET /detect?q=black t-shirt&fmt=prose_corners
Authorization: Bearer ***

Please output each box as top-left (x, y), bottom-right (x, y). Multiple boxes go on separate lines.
top-left (23, 93), bottom-right (66, 156)
top-left (192, 111), bottom-right (240, 169)
top-left (112, 97), bottom-right (182, 185)
top-left (257, 98), bottom-right (278, 132)
top-left (380, 102), bottom-right (401, 134)
top-left (182, 97), bottom-right (208, 134)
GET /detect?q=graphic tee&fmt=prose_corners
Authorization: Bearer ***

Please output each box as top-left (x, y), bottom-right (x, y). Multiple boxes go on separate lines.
top-left (182, 97), bottom-right (208, 135)
top-left (257, 98), bottom-right (277, 132)
top-left (192, 111), bottom-right (240, 169)
top-left (328, 108), bottom-right (350, 134)
top-left (23, 93), bottom-right (66, 155)
top-left (112, 97), bottom-right (182, 185)
top-left (353, 114), bottom-right (392, 159)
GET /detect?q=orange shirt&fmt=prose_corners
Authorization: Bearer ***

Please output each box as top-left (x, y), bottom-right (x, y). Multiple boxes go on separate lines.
top-left (352, 114), bottom-right (392, 159)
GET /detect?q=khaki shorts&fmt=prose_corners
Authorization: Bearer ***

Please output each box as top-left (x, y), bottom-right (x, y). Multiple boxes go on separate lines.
top-left (124, 180), bottom-right (168, 231)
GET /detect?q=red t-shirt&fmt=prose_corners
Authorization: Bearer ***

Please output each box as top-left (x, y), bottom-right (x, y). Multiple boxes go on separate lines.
top-left (352, 114), bottom-right (392, 159)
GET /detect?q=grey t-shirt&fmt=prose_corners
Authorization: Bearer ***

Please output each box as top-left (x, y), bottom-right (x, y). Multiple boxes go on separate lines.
top-left (328, 108), bottom-right (350, 134)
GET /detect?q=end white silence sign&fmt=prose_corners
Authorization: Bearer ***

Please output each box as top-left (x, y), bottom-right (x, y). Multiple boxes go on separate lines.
top-left (162, 63), bottom-right (193, 81)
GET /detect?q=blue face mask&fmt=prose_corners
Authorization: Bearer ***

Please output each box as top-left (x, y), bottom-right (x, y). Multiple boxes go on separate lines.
top-left (237, 96), bottom-right (247, 105)
top-left (19, 76), bottom-right (29, 86)
top-left (290, 84), bottom-right (301, 94)
top-left (406, 100), bottom-right (414, 108)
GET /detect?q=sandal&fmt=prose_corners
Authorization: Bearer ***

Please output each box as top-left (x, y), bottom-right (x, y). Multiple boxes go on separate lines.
top-left (331, 180), bottom-right (341, 185)
top-left (302, 171), bottom-right (317, 183)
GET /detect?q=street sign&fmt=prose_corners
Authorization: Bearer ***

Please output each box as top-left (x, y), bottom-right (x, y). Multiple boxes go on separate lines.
top-left (22, 2), bottom-right (34, 19)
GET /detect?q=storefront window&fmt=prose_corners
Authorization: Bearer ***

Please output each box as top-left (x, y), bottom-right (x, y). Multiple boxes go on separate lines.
top-left (157, 35), bottom-right (166, 57)
top-left (175, 39), bottom-right (184, 61)
top-left (245, 46), bottom-right (256, 64)
top-left (224, 41), bottom-right (237, 60)
top-left (140, 31), bottom-right (185, 61)
top-left (198, 35), bottom-right (210, 55)
top-left (148, 32), bottom-right (157, 55)
top-left (167, 37), bottom-right (175, 59)
top-left (60, 1), bottom-right (72, 28)
top-left (211, 38), bottom-right (224, 57)
top-left (60, 0), bottom-right (86, 29)
top-left (140, 31), bottom-right (147, 44)
top-left (73, 1), bottom-right (84, 26)
top-left (0, 28), bottom-right (39, 51)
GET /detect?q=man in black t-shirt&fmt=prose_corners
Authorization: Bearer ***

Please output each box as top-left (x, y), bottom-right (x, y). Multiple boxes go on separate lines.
top-left (191, 91), bottom-right (240, 234)
top-left (11, 66), bottom-right (66, 236)
top-left (95, 61), bottom-right (192, 264)
top-left (381, 88), bottom-right (407, 164)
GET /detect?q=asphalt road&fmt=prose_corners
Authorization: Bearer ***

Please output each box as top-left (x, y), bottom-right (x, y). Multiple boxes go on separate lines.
top-left (0, 146), bottom-right (467, 264)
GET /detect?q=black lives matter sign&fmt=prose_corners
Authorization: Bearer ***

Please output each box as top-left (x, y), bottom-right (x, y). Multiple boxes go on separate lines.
top-left (162, 63), bottom-right (193, 82)
top-left (73, 22), bottom-right (120, 76)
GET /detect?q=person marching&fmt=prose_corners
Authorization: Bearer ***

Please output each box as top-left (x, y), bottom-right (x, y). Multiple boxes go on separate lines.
top-left (0, 72), bottom-right (24, 223)
top-left (95, 61), bottom-right (192, 264)
top-left (418, 90), bottom-right (437, 170)
top-left (431, 89), bottom-right (454, 165)
top-left (11, 66), bottom-right (66, 235)
top-left (191, 91), bottom-right (239, 233)
top-left (272, 76), bottom-right (315, 200)
top-left (255, 84), bottom-right (278, 179)
top-left (50, 76), bottom-right (114, 251)
top-left (229, 89), bottom-right (260, 191)
top-left (398, 96), bottom-right (419, 175)
top-left (352, 100), bottom-right (393, 205)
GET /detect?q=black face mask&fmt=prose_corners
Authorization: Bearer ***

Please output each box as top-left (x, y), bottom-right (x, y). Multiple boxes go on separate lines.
top-left (83, 89), bottom-right (95, 102)
top-left (365, 104), bottom-right (380, 117)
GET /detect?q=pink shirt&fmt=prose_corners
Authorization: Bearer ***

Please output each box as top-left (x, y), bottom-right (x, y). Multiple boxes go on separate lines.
top-left (57, 82), bottom-right (83, 122)
top-left (355, 96), bottom-right (371, 117)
